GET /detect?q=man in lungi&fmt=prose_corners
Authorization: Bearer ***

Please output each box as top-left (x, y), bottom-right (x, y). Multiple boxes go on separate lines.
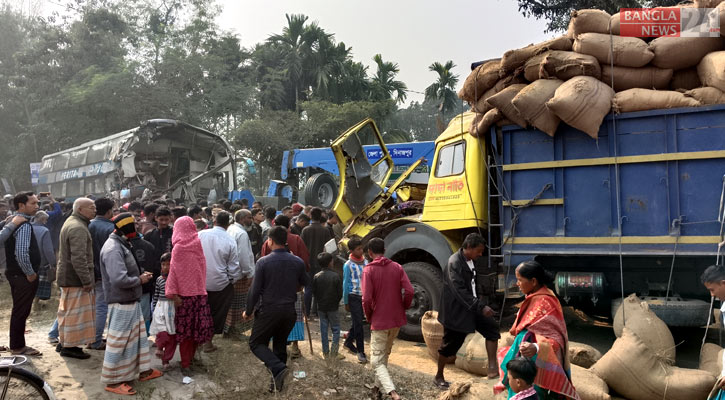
top-left (100, 213), bottom-right (162, 396)
top-left (224, 209), bottom-right (256, 338)
top-left (56, 197), bottom-right (97, 359)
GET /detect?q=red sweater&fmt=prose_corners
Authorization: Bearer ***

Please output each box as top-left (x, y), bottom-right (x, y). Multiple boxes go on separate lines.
top-left (261, 232), bottom-right (310, 271)
top-left (362, 256), bottom-right (414, 331)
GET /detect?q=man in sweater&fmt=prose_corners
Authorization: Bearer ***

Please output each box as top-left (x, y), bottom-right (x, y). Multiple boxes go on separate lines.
top-left (56, 197), bottom-right (97, 359)
top-left (301, 207), bottom-right (332, 317)
top-left (87, 197), bottom-right (115, 350)
top-left (312, 252), bottom-right (343, 359)
top-left (362, 238), bottom-right (414, 400)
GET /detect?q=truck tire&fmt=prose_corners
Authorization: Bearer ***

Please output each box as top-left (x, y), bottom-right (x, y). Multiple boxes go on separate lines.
top-left (303, 173), bottom-right (338, 209)
top-left (398, 261), bottom-right (444, 342)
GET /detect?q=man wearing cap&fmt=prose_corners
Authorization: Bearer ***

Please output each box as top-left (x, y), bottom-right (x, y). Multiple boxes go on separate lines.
top-left (56, 197), bottom-right (97, 359)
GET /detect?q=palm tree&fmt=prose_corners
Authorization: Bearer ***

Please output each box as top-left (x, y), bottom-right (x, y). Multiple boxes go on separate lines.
top-left (425, 60), bottom-right (459, 117)
top-left (370, 54), bottom-right (407, 104)
top-left (267, 13), bottom-right (310, 113)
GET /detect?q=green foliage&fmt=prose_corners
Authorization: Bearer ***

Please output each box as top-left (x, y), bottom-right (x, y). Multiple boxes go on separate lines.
top-left (516, 0), bottom-right (681, 32)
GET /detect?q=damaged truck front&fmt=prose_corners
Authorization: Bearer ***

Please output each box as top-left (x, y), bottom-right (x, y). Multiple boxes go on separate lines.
top-left (38, 119), bottom-right (236, 203)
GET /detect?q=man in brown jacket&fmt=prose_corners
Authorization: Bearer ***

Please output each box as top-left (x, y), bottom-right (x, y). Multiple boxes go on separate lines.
top-left (56, 197), bottom-right (97, 359)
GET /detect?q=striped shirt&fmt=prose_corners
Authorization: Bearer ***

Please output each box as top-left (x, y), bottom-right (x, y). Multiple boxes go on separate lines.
top-left (152, 275), bottom-right (169, 310)
top-left (14, 213), bottom-right (35, 276)
top-left (343, 258), bottom-right (366, 304)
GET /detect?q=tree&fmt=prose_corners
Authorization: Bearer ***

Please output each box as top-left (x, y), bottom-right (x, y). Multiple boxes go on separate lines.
top-left (267, 13), bottom-right (311, 113)
top-left (516, 0), bottom-right (680, 32)
top-left (424, 60), bottom-right (459, 132)
top-left (369, 54), bottom-right (408, 104)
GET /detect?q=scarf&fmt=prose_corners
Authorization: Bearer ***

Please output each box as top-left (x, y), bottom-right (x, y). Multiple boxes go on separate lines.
top-left (165, 216), bottom-right (207, 298)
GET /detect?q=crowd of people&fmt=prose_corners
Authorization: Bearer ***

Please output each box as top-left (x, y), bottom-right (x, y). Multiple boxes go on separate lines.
top-left (0, 190), bottom-right (592, 399)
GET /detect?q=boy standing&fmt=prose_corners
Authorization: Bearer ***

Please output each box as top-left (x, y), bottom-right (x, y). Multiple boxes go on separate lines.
top-left (342, 237), bottom-right (368, 363)
top-left (312, 252), bottom-right (343, 360)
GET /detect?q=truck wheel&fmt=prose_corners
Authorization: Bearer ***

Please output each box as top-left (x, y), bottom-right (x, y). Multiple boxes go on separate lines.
top-left (398, 261), bottom-right (444, 342)
top-left (303, 173), bottom-right (338, 209)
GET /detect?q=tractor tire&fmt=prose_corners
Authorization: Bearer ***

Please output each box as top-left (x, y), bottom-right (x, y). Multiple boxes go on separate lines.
top-left (303, 173), bottom-right (338, 209)
top-left (398, 261), bottom-right (445, 342)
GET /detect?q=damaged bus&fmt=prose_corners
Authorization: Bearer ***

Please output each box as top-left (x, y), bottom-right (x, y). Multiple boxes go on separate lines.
top-left (38, 119), bottom-right (237, 203)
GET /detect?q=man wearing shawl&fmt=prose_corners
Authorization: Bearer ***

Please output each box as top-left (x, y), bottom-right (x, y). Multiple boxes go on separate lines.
top-left (99, 213), bottom-right (162, 395)
top-left (497, 261), bottom-right (579, 400)
top-left (165, 216), bottom-right (214, 377)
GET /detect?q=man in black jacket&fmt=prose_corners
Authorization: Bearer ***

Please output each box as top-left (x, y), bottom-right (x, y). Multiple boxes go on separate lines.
top-left (435, 233), bottom-right (500, 387)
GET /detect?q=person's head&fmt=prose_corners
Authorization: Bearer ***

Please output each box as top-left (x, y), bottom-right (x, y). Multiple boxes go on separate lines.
top-left (367, 237), bottom-right (385, 259)
top-left (14, 191), bottom-right (39, 216)
top-left (702, 265), bottom-right (725, 301)
top-left (506, 357), bottom-right (536, 393)
top-left (198, 200), bottom-right (208, 207)
top-left (264, 206), bottom-right (277, 221)
top-left (128, 201), bottom-right (143, 214)
top-left (252, 208), bottom-right (264, 224)
top-left (155, 206), bottom-right (172, 229)
top-left (292, 203), bottom-right (304, 216)
top-left (348, 236), bottom-right (364, 259)
top-left (515, 260), bottom-right (554, 295)
top-left (73, 197), bottom-right (96, 220)
top-left (303, 205), bottom-right (313, 216)
top-left (230, 204), bottom-right (243, 214)
top-left (317, 252), bottom-right (334, 270)
top-left (188, 205), bottom-right (203, 220)
top-left (222, 200), bottom-right (232, 211)
top-left (172, 206), bottom-right (187, 221)
top-left (160, 252), bottom-right (171, 275)
top-left (95, 197), bottom-right (115, 219)
top-left (235, 209), bottom-right (252, 227)
top-left (0, 202), bottom-right (8, 216)
top-left (282, 206), bottom-right (293, 218)
top-left (203, 207), bottom-right (212, 219)
top-left (274, 214), bottom-right (291, 229)
top-left (252, 201), bottom-right (262, 209)
top-left (267, 226), bottom-right (288, 249)
top-left (310, 207), bottom-right (323, 222)
top-left (295, 213), bottom-right (310, 228)
top-left (327, 210), bottom-right (340, 225)
top-left (166, 199), bottom-right (176, 208)
top-left (215, 210), bottom-right (231, 229)
top-left (112, 212), bottom-right (138, 240)
top-left (143, 203), bottom-right (159, 222)
top-left (34, 210), bottom-right (49, 225)
top-left (194, 219), bottom-right (207, 231)
top-left (241, 198), bottom-right (249, 209)
top-left (462, 233), bottom-right (486, 261)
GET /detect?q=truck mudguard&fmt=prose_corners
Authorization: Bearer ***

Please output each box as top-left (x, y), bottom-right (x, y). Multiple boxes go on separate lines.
top-left (384, 222), bottom-right (454, 269)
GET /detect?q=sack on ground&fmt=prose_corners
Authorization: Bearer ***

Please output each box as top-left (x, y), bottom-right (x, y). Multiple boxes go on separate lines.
top-left (573, 33), bottom-right (653, 68)
top-left (699, 343), bottom-right (724, 377)
top-left (470, 109), bottom-right (503, 138)
top-left (421, 311), bottom-right (451, 363)
top-left (545, 76), bottom-right (614, 139)
top-left (612, 293), bottom-right (676, 363)
top-left (568, 9), bottom-right (612, 37)
top-left (570, 364), bottom-right (611, 400)
top-left (500, 36), bottom-right (573, 73)
top-left (601, 65), bottom-right (672, 91)
top-left (612, 88), bottom-right (701, 113)
top-left (459, 59), bottom-right (501, 103)
top-left (649, 36), bottom-right (723, 70)
top-left (512, 79), bottom-right (563, 136)
top-left (454, 333), bottom-right (489, 376)
top-left (591, 328), bottom-right (716, 400)
top-left (569, 341), bottom-right (603, 368)
top-left (684, 87), bottom-right (725, 104)
top-left (698, 51), bottom-right (725, 92)
top-left (524, 51), bottom-right (601, 82)
top-left (670, 68), bottom-right (702, 90)
top-left (499, 331), bottom-right (515, 348)
top-left (486, 84), bottom-right (528, 128)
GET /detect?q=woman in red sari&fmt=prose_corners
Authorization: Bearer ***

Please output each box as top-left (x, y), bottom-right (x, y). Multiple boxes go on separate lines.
top-left (497, 261), bottom-right (579, 400)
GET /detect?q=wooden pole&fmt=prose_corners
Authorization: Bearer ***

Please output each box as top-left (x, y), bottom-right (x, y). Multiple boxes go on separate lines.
top-left (300, 295), bottom-right (314, 354)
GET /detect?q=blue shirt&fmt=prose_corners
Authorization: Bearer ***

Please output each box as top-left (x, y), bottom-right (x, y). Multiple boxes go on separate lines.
top-left (342, 258), bottom-right (366, 304)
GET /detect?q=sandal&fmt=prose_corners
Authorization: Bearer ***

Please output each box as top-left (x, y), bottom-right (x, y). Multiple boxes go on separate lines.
top-left (139, 368), bottom-right (163, 382)
top-left (105, 383), bottom-right (136, 395)
top-left (12, 346), bottom-right (42, 356)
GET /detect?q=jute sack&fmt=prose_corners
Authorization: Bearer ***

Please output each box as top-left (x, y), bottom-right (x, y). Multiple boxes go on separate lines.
top-left (458, 59), bottom-right (501, 103)
top-left (612, 88), bottom-right (702, 113)
top-left (568, 9), bottom-right (612, 37)
top-left (524, 51), bottom-right (601, 82)
top-left (698, 51), bottom-right (725, 92)
top-left (500, 36), bottom-right (573, 73)
top-left (573, 33), bottom-right (654, 68)
top-left (545, 76), bottom-right (614, 139)
top-left (511, 79), bottom-right (563, 136)
top-left (591, 328), bottom-right (716, 400)
top-left (650, 36), bottom-right (723, 70)
top-left (470, 109), bottom-right (502, 138)
top-left (669, 68), bottom-right (702, 90)
top-left (486, 84), bottom-right (528, 128)
top-left (609, 13), bottom-right (621, 35)
top-left (421, 311), bottom-right (451, 363)
top-left (499, 331), bottom-right (515, 348)
top-left (568, 341), bottom-right (603, 368)
top-left (612, 294), bottom-right (676, 363)
top-left (696, 0), bottom-right (725, 7)
top-left (684, 87), bottom-right (725, 104)
top-left (570, 364), bottom-right (611, 400)
top-left (472, 74), bottom-right (526, 114)
top-left (601, 65), bottom-right (673, 91)
top-left (699, 342), bottom-right (724, 377)
top-left (454, 333), bottom-right (488, 376)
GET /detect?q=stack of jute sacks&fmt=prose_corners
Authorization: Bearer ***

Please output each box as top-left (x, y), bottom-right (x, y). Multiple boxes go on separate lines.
top-left (461, 1), bottom-right (725, 140)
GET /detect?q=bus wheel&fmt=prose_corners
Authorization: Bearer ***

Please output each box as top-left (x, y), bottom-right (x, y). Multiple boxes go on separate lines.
top-left (398, 261), bottom-right (444, 342)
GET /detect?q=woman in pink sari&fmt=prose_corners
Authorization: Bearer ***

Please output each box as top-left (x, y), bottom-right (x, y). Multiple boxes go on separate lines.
top-left (165, 216), bottom-right (214, 377)
top-left (497, 261), bottom-right (579, 400)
